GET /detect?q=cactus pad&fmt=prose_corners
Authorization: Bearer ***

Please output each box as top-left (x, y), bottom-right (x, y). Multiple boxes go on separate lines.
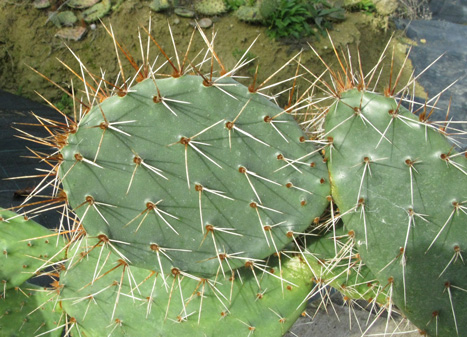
top-left (324, 89), bottom-right (467, 336)
top-left (58, 74), bottom-right (330, 277)
top-left (59, 238), bottom-right (313, 336)
top-left (0, 283), bottom-right (63, 336)
top-left (0, 208), bottom-right (66, 290)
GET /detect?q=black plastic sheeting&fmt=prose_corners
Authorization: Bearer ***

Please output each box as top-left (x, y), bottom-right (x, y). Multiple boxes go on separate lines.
top-left (0, 90), bottom-right (62, 227)
top-left (430, 0), bottom-right (467, 24)
top-left (395, 0), bottom-right (467, 149)
top-left (0, 91), bottom-right (63, 287)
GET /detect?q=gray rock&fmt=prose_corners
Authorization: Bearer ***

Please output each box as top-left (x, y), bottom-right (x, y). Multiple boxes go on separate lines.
top-left (373, 0), bottom-right (398, 15)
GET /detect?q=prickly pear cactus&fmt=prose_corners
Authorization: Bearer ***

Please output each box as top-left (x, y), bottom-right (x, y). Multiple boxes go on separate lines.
top-left (59, 237), bottom-right (313, 336)
top-left (5, 21), bottom-right (338, 337)
top-left (59, 74), bottom-right (330, 276)
top-left (10, 18), bottom-right (463, 337)
top-left (0, 283), bottom-right (63, 336)
top-left (324, 89), bottom-right (467, 336)
top-left (0, 208), bottom-right (66, 290)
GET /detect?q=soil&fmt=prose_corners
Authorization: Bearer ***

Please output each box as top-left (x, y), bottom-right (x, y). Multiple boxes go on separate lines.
top-left (0, 1), bottom-right (425, 107)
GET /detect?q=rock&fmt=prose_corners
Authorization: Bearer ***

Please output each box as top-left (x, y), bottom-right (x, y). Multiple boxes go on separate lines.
top-left (33, 0), bottom-right (51, 9)
top-left (174, 7), bottom-right (195, 18)
top-left (55, 26), bottom-right (87, 41)
top-left (259, 0), bottom-right (279, 19)
top-left (82, 0), bottom-right (111, 22)
top-left (235, 5), bottom-right (263, 23)
top-left (149, 0), bottom-right (171, 12)
top-left (198, 18), bottom-right (212, 29)
top-left (67, 0), bottom-right (99, 9)
top-left (190, 18), bottom-right (212, 29)
top-left (373, 0), bottom-right (398, 15)
top-left (49, 11), bottom-right (77, 28)
top-left (343, 0), bottom-right (398, 15)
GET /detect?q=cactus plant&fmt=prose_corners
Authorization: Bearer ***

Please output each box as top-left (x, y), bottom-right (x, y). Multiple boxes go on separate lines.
top-left (0, 208), bottom-right (66, 291)
top-left (319, 53), bottom-right (467, 336)
top-left (58, 237), bottom-right (314, 336)
top-left (1, 23), bottom-right (335, 336)
top-left (0, 283), bottom-right (63, 336)
top-left (2, 21), bottom-right (466, 337)
top-left (57, 50), bottom-right (330, 278)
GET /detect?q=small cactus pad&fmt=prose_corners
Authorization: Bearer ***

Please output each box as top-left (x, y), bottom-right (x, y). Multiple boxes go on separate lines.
top-left (324, 89), bottom-right (467, 336)
top-left (59, 238), bottom-right (313, 336)
top-left (0, 283), bottom-right (63, 337)
top-left (0, 208), bottom-right (66, 290)
top-left (58, 75), bottom-right (330, 276)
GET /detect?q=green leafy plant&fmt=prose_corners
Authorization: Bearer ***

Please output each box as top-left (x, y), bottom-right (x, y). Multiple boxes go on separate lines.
top-left (347, 0), bottom-right (376, 13)
top-left (224, 0), bottom-right (247, 11)
top-left (266, 0), bottom-right (314, 39)
top-left (55, 92), bottom-right (74, 114)
top-left (266, 0), bottom-right (344, 40)
top-left (232, 48), bottom-right (256, 62)
top-left (232, 47), bottom-right (257, 75)
top-left (1, 23), bottom-right (465, 337)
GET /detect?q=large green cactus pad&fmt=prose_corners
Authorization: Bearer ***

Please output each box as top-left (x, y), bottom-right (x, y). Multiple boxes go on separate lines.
top-left (0, 208), bottom-right (66, 290)
top-left (324, 89), bottom-right (467, 336)
top-left (59, 238), bottom-right (313, 337)
top-left (0, 283), bottom-right (63, 337)
top-left (59, 75), bottom-right (330, 276)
